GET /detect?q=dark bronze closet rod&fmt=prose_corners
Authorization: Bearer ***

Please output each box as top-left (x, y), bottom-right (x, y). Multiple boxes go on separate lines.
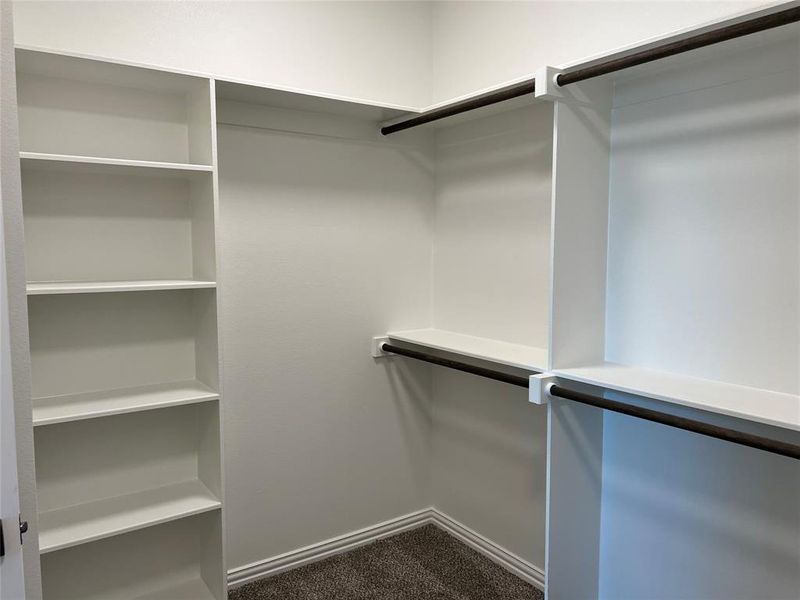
top-left (380, 343), bottom-right (800, 461)
top-left (381, 342), bottom-right (534, 387)
top-left (381, 4), bottom-right (800, 135)
top-left (549, 385), bottom-right (800, 461)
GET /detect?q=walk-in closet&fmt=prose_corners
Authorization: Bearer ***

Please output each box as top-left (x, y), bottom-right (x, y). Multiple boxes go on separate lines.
top-left (1, 2), bottom-right (798, 599)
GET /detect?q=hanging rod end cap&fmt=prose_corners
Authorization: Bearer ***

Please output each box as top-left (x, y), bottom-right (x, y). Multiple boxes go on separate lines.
top-left (529, 373), bottom-right (558, 405)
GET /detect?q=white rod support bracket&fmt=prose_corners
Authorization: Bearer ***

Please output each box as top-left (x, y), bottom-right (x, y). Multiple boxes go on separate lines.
top-left (534, 66), bottom-right (564, 101)
top-left (529, 373), bottom-right (557, 405)
top-left (372, 336), bottom-right (391, 359)
top-left (534, 66), bottom-right (598, 106)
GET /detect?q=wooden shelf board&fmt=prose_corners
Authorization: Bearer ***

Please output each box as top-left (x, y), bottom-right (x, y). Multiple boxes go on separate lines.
top-left (33, 380), bottom-right (219, 427)
top-left (554, 363), bottom-right (800, 432)
top-left (20, 152), bottom-right (213, 174)
top-left (39, 480), bottom-right (221, 554)
top-left (27, 280), bottom-right (217, 295)
top-left (134, 577), bottom-right (217, 600)
top-left (387, 328), bottom-right (548, 372)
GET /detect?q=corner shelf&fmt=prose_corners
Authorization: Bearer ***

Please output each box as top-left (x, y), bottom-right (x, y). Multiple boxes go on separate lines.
top-left (20, 152), bottom-right (213, 174)
top-left (38, 480), bottom-right (221, 554)
top-left (32, 380), bottom-right (219, 427)
top-left (387, 328), bottom-right (547, 372)
top-left (554, 363), bottom-right (800, 433)
top-left (27, 280), bottom-right (217, 295)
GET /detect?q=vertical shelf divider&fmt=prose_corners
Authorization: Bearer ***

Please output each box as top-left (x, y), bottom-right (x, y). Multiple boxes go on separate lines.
top-left (203, 76), bottom-right (227, 599)
top-left (545, 77), bottom-right (613, 599)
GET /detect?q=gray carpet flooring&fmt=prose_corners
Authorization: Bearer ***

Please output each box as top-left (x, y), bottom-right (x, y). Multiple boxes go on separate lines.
top-left (229, 524), bottom-right (543, 600)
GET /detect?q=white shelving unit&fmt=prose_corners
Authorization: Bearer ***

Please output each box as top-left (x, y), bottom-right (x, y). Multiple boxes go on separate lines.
top-left (544, 23), bottom-right (800, 600)
top-left (547, 28), bottom-right (800, 426)
top-left (16, 47), bottom-right (226, 599)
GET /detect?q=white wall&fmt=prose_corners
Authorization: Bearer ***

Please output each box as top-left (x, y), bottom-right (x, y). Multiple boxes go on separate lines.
top-left (12, 0), bottom-right (432, 108)
top-left (432, 372), bottom-right (547, 567)
top-left (600, 411), bottom-right (800, 599)
top-left (430, 0), bottom-right (764, 103)
top-left (432, 105), bottom-right (552, 348)
top-left (216, 114), bottom-right (435, 571)
top-left (429, 103), bottom-right (553, 570)
top-left (13, 0), bottom-right (766, 108)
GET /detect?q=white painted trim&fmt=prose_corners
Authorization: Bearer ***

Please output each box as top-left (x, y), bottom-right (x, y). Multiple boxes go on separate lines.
top-left (429, 509), bottom-right (545, 591)
top-left (227, 509), bottom-right (431, 588)
top-left (227, 508), bottom-right (545, 592)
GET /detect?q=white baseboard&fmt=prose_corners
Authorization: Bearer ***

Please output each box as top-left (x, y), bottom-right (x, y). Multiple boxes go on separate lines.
top-left (227, 508), bottom-right (431, 588)
top-left (429, 508), bottom-right (545, 590)
top-left (227, 507), bottom-right (545, 592)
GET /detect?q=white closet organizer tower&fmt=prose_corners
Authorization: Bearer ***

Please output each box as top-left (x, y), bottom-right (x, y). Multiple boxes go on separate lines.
top-left (16, 49), bottom-right (225, 599)
top-left (544, 24), bottom-right (800, 599)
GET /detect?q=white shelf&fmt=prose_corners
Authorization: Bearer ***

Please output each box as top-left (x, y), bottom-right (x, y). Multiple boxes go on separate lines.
top-left (387, 328), bottom-right (548, 371)
top-left (135, 577), bottom-right (216, 600)
top-left (554, 363), bottom-right (800, 432)
top-left (33, 380), bottom-right (219, 427)
top-left (39, 480), bottom-right (221, 554)
top-left (19, 152), bottom-right (213, 174)
top-left (27, 280), bottom-right (217, 295)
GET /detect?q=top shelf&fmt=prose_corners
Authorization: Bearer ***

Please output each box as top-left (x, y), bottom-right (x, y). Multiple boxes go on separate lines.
top-left (15, 46), bottom-right (206, 94)
top-left (387, 328), bottom-right (548, 372)
top-left (554, 363), bottom-right (800, 432)
top-left (215, 79), bottom-right (412, 122)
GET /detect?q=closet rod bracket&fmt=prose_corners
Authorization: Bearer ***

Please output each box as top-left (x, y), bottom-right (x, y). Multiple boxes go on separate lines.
top-left (534, 65), bottom-right (600, 106)
top-left (533, 66), bottom-right (564, 101)
top-left (529, 373), bottom-right (557, 405)
top-left (371, 336), bottom-right (392, 359)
